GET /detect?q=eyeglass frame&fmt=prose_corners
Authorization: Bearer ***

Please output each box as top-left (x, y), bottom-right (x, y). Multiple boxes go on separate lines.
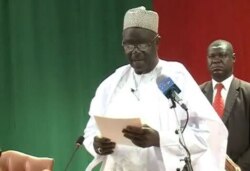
top-left (122, 34), bottom-right (159, 52)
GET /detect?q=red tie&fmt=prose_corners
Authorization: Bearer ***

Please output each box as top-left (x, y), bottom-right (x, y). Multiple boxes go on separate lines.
top-left (213, 83), bottom-right (224, 117)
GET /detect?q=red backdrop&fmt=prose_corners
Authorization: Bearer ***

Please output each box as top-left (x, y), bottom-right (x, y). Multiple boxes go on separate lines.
top-left (154, 0), bottom-right (250, 84)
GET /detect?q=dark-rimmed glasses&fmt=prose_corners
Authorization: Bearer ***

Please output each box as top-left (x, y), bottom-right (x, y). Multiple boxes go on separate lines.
top-left (122, 34), bottom-right (159, 52)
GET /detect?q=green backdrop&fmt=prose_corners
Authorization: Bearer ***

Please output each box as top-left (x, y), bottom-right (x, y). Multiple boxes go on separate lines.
top-left (0, 0), bottom-right (152, 170)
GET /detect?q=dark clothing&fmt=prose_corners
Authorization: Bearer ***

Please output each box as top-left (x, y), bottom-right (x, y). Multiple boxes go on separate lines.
top-left (200, 77), bottom-right (250, 171)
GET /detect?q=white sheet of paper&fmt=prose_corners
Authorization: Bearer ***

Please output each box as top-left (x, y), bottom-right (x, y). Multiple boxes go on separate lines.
top-left (94, 116), bottom-right (142, 146)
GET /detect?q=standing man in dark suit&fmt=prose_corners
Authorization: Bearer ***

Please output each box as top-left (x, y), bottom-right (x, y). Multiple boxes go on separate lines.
top-left (200, 39), bottom-right (250, 171)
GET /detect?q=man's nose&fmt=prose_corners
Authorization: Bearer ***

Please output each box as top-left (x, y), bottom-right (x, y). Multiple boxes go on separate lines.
top-left (131, 46), bottom-right (140, 53)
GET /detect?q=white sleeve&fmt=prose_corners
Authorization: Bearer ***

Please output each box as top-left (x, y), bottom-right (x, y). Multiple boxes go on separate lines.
top-left (83, 115), bottom-right (99, 157)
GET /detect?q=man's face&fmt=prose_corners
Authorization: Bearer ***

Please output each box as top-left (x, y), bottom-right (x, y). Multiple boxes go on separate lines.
top-left (122, 28), bottom-right (159, 74)
top-left (207, 42), bottom-right (235, 82)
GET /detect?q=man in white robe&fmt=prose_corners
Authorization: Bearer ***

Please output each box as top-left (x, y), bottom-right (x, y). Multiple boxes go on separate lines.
top-left (83, 6), bottom-right (228, 171)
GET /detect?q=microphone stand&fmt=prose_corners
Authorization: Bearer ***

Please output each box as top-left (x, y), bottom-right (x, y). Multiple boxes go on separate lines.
top-left (64, 145), bottom-right (80, 171)
top-left (170, 97), bottom-right (193, 171)
top-left (64, 136), bottom-right (84, 171)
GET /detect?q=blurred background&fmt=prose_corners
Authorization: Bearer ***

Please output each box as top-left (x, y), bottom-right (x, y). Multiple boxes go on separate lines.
top-left (1, 0), bottom-right (250, 170)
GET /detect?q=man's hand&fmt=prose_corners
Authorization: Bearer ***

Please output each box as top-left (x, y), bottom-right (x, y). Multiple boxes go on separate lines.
top-left (93, 136), bottom-right (116, 155)
top-left (122, 124), bottom-right (160, 148)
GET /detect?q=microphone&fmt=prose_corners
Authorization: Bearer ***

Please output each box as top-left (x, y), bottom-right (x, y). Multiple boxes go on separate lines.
top-left (130, 88), bottom-right (135, 93)
top-left (130, 88), bottom-right (140, 101)
top-left (156, 75), bottom-right (187, 111)
top-left (64, 136), bottom-right (84, 171)
top-left (76, 136), bottom-right (84, 147)
top-left (156, 75), bottom-right (193, 171)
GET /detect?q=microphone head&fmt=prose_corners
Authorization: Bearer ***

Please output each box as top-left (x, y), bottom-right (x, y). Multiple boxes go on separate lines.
top-left (75, 136), bottom-right (84, 147)
top-left (156, 75), bottom-right (181, 99)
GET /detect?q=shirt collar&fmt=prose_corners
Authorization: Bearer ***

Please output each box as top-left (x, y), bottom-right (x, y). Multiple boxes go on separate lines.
top-left (212, 75), bottom-right (234, 91)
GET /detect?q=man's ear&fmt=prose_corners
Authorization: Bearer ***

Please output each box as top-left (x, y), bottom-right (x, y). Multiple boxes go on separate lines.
top-left (232, 53), bottom-right (236, 62)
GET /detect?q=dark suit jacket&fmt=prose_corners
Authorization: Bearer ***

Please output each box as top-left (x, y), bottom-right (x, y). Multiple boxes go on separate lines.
top-left (200, 77), bottom-right (250, 171)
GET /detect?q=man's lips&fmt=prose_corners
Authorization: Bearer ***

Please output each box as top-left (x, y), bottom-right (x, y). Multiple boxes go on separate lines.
top-left (132, 60), bottom-right (144, 67)
top-left (210, 66), bottom-right (223, 73)
top-left (133, 59), bottom-right (143, 62)
top-left (131, 56), bottom-right (144, 62)
top-left (132, 60), bottom-right (144, 65)
top-left (210, 64), bottom-right (223, 70)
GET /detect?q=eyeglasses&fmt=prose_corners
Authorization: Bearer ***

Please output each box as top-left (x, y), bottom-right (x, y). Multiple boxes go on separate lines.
top-left (122, 34), bottom-right (159, 52)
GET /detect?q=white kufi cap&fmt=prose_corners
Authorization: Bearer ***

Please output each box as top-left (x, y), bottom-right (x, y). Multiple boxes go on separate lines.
top-left (123, 6), bottom-right (159, 33)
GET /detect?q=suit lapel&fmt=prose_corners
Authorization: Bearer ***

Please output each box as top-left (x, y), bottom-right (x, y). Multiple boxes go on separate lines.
top-left (202, 81), bottom-right (213, 103)
top-left (222, 78), bottom-right (240, 123)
